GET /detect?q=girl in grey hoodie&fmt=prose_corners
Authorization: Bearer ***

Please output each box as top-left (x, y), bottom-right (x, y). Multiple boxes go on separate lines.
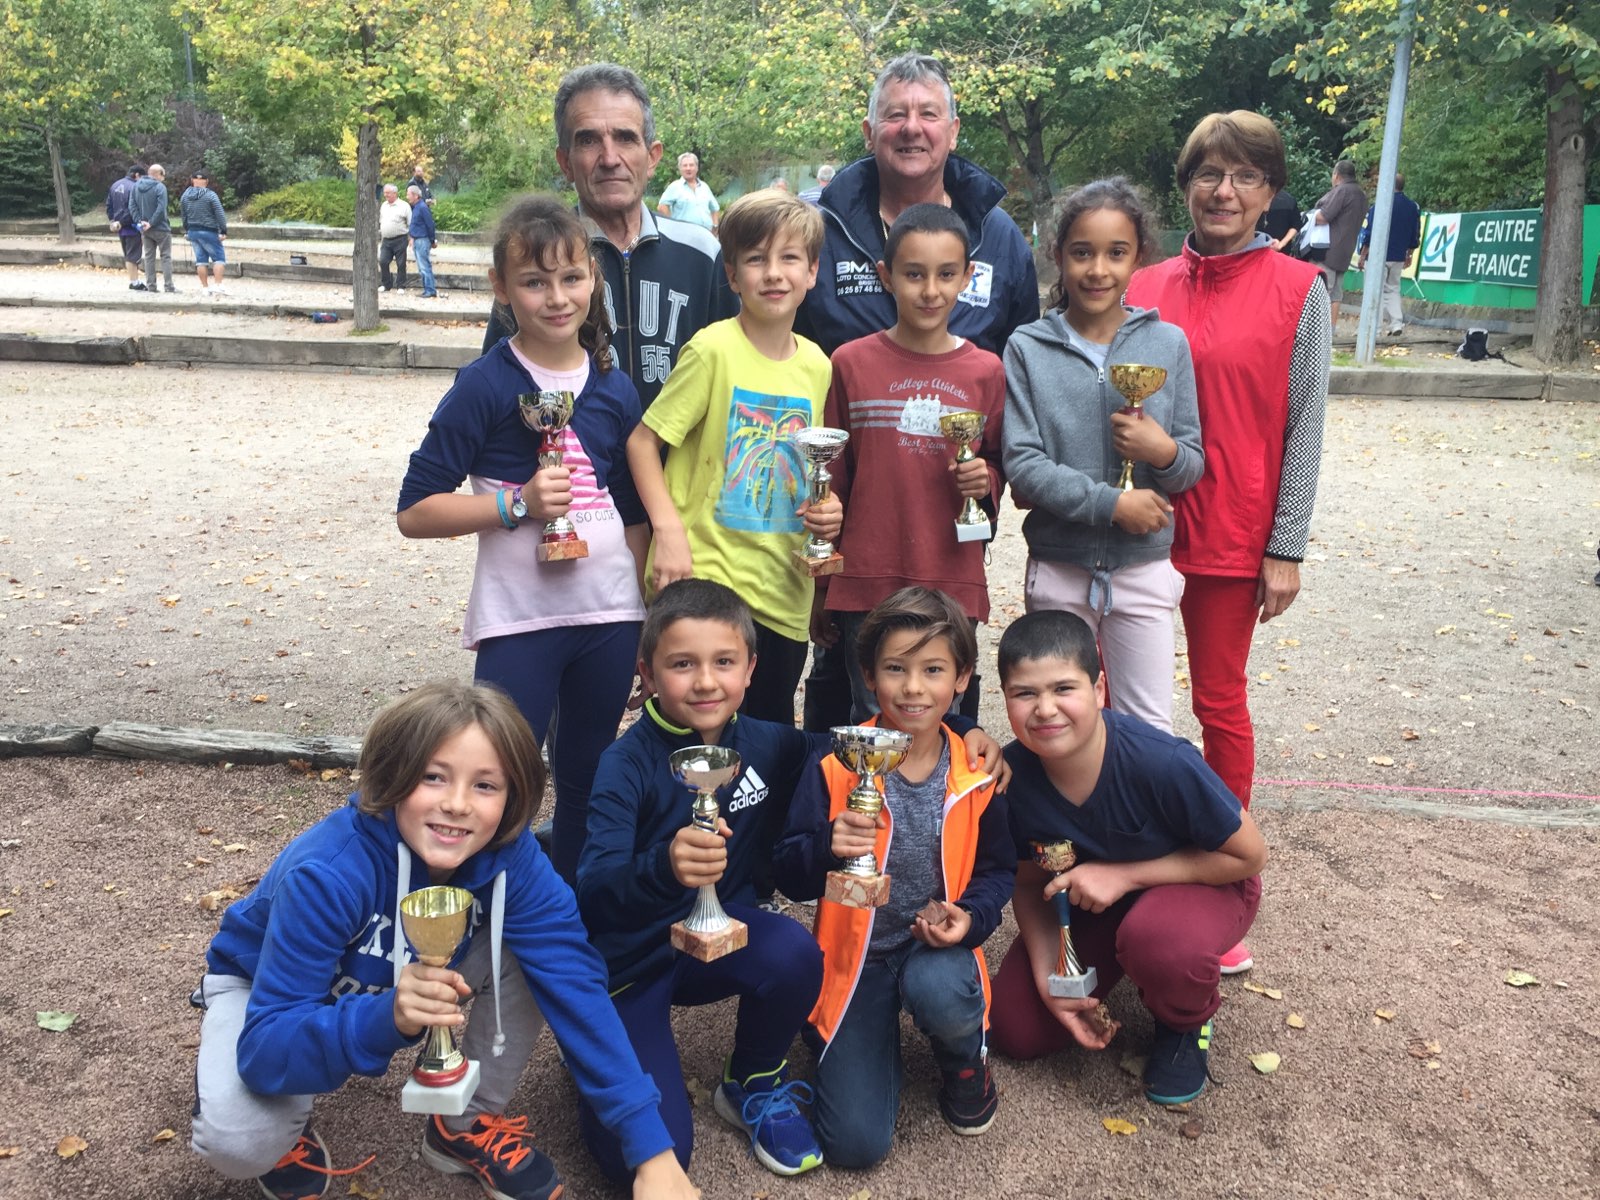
top-left (1002, 178), bottom-right (1202, 732)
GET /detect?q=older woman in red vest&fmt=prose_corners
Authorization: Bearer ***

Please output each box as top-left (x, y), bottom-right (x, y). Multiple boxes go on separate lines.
top-left (1124, 112), bottom-right (1330, 975)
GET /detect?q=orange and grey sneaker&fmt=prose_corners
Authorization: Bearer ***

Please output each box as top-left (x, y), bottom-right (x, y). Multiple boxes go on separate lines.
top-left (256, 1126), bottom-right (373, 1200)
top-left (421, 1113), bottom-right (563, 1200)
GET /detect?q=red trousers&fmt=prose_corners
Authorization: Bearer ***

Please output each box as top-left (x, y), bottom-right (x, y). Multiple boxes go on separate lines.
top-left (1179, 572), bottom-right (1262, 808)
top-left (989, 876), bottom-right (1261, 1055)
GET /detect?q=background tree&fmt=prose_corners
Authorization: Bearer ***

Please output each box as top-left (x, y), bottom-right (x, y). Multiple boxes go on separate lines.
top-left (1, 0), bottom-right (174, 242)
top-left (187, 0), bottom-right (546, 330)
top-left (1261, 0), bottom-right (1600, 364)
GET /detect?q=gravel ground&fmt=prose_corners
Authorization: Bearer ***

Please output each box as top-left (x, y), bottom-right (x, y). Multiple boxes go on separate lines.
top-left (2, 361), bottom-right (1599, 1198)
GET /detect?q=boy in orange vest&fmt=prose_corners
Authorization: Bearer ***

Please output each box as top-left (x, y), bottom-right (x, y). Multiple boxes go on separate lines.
top-left (773, 586), bottom-right (1012, 1168)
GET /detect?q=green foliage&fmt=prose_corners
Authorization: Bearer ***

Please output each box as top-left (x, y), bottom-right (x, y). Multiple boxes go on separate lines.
top-left (1357, 75), bottom-right (1545, 211)
top-left (2, 0), bottom-right (174, 136)
top-left (241, 178), bottom-right (356, 226)
top-left (430, 187), bottom-right (514, 234)
top-left (0, 134), bottom-right (66, 217)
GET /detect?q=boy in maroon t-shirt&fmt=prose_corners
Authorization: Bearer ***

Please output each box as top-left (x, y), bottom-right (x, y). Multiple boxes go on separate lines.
top-left (816, 204), bottom-right (1006, 720)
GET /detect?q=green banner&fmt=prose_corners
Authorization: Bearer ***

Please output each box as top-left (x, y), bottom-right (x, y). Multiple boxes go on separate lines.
top-left (1457, 209), bottom-right (1541, 288)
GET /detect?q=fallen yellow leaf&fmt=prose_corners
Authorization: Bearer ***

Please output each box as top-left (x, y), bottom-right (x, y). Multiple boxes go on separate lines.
top-left (55, 1135), bottom-right (88, 1159)
top-left (1102, 1117), bottom-right (1138, 1135)
top-left (1503, 969), bottom-right (1539, 988)
top-left (1248, 1052), bottom-right (1281, 1074)
top-left (1368, 755), bottom-right (1395, 767)
top-left (1374, 1008), bottom-right (1396, 1021)
top-left (0, 1147), bottom-right (19, 1158)
top-left (1302, 722), bottom-right (1321, 732)
top-left (251, 694), bottom-right (270, 704)
top-left (1242, 981), bottom-right (1284, 1001)
top-left (347, 1177), bottom-right (384, 1199)
top-left (151, 1128), bottom-right (176, 1143)
top-left (1286, 1013), bottom-right (1306, 1029)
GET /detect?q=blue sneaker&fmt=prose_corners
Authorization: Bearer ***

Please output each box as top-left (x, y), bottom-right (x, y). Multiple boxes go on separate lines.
top-left (1143, 1018), bottom-right (1216, 1106)
top-left (712, 1059), bottom-right (824, 1177)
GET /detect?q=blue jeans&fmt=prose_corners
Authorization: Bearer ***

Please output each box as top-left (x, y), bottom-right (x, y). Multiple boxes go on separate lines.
top-left (474, 620), bottom-right (640, 884)
top-left (577, 905), bottom-right (823, 1181)
top-left (412, 236), bottom-right (436, 295)
top-left (813, 941), bottom-right (985, 1168)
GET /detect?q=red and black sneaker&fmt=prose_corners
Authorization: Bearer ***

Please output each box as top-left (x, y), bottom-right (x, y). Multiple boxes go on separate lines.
top-left (937, 1060), bottom-right (999, 1136)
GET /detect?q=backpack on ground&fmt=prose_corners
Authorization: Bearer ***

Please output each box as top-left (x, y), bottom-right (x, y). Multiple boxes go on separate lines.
top-left (1457, 329), bottom-right (1492, 361)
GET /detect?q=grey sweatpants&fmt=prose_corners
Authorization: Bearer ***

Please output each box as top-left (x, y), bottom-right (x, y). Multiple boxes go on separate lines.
top-left (190, 930), bottom-right (546, 1178)
top-left (142, 229), bottom-right (173, 290)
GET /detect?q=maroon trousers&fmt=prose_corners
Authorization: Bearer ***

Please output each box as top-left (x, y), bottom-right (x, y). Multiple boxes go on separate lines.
top-left (989, 876), bottom-right (1261, 1055)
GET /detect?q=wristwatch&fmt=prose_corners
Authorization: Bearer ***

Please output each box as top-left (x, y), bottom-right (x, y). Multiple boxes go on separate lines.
top-left (510, 486), bottom-right (528, 521)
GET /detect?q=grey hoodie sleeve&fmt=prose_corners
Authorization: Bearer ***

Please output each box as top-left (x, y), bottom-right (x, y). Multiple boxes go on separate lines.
top-left (1002, 335), bottom-right (1121, 528)
top-left (1149, 326), bottom-right (1204, 496)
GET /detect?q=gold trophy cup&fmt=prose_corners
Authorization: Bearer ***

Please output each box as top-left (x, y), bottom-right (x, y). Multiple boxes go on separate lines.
top-left (517, 390), bottom-right (589, 562)
top-left (398, 885), bottom-right (482, 1115)
top-left (938, 409), bottom-right (991, 542)
top-left (824, 725), bottom-right (913, 907)
top-left (1031, 840), bottom-right (1097, 998)
top-left (791, 427), bottom-right (849, 577)
top-left (1108, 364), bottom-right (1167, 492)
top-left (668, 745), bottom-right (750, 962)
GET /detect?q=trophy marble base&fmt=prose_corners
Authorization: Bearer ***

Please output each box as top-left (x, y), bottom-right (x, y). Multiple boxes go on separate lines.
top-left (826, 869), bottom-right (891, 908)
top-left (537, 538), bottom-right (589, 562)
top-left (401, 1057), bottom-right (481, 1116)
top-left (954, 519), bottom-right (992, 543)
top-left (670, 917), bottom-right (748, 962)
top-left (794, 549), bottom-right (845, 577)
top-left (1048, 965), bottom-right (1098, 999)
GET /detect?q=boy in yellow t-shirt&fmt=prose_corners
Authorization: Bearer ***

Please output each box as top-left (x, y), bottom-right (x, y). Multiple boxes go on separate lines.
top-left (628, 188), bottom-right (839, 723)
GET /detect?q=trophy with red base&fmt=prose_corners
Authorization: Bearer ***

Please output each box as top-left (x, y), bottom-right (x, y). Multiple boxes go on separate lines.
top-left (825, 725), bottom-right (912, 908)
top-left (667, 745), bottom-right (749, 962)
top-left (398, 885), bottom-right (480, 1115)
top-left (518, 390), bottom-right (588, 562)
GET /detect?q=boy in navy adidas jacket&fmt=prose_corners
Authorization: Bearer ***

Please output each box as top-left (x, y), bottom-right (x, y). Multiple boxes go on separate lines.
top-left (576, 579), bottom-right (828, 1182)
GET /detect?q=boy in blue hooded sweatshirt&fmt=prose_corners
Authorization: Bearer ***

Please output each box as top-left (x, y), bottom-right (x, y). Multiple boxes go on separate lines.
top-left (191, 682), bottom-right (698, 1200)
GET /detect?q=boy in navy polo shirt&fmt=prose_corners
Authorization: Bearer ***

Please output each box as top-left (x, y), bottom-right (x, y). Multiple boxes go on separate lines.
top-left (986, 610), bottom-right (1267, 1106)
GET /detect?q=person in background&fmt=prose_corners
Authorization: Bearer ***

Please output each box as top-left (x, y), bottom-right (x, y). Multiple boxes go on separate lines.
top-left (408, 184), bottom-right (439, 299)
top-left (656, 152), bottom-right (720, 231)
top-left (1124, 110), bottom-right (1330, 977)
top-left (1312, 159), bottom-right (1367, 325)
top-left (180, 169), bottom-right (229, 298)
top-left (378, 184), bottom-right (412, 292)
top-left (1356, 172), bottom-right (1422, 337)
top-left (408, 163), bottom-right (434, 206)
top-left (1256, 186), bottom-right (1301, 254)
top-left (107, 164), bottom-right (146, 290)
top-left (798, 164), bottom-right (835, 207)
top-left (130, 163), bottom-right (176, 294)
